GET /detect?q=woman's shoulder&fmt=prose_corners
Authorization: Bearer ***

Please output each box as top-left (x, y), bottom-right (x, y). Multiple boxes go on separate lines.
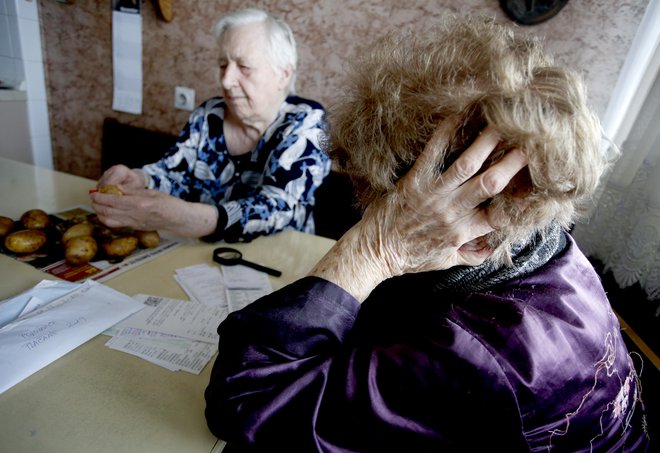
top-left (198, 96), bottom-right (225, 111)
top-left (284, 95), bottom-right (326, 113)
top-left (184, 97), bottom-right (225, 122)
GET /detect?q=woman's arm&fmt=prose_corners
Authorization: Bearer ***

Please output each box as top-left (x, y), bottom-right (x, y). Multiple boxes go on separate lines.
top-left (90, 189), bottom-right (218, 237)
top-left (204, 121), bottom-right (529, 449)
top-left (91, 101), bottom-right (223, 236)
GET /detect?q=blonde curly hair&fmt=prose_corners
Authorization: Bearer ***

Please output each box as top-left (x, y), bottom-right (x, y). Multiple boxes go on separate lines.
top-left (328, 15), bottom-right (608, 265)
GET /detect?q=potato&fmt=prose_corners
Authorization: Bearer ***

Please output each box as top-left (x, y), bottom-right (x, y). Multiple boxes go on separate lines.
top-left (4, 229), bottom-right (47, 253)
top-left (62, 222), bottom-right (95, 244)
top-left (64, 235), bottom-right (98, 266)
top-left (0, 216), bottom-right (14, 237)
top-left (20, 209), bottom-right (50, 229)
top-left (136, 230), bottom-right (160, 248)
top-left (102, 235), bottom-right (138, 258)
top-left (99, 184), bottom-right (123, 196)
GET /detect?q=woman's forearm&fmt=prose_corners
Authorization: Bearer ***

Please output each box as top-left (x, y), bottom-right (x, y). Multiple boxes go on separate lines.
top-left (164, 200), bottom-right (219, 238)
top-left (309, 224), bottom-right (391, 303)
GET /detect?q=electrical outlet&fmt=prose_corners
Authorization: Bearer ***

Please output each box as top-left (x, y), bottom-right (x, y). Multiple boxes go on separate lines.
top-left (174, 86), bottom-right (195, 111)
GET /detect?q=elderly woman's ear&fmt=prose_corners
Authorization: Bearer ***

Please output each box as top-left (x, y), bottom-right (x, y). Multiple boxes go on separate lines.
top-left (278, 65), bottom-right (294, 91)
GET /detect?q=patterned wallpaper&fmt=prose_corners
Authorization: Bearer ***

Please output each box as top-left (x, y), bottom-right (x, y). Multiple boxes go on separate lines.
top-left (38, 0), bottom-right (650, 179)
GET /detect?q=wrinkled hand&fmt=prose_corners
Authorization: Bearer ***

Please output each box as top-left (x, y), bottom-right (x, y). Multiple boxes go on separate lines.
top-left (90, 188), bottom-right (218, 238)
top-left (310, 119), bottom-right (528, 302)
top-left (362, 122), bottom-right (527, 276)
top-left (97, 164), bottom-right (148, 191)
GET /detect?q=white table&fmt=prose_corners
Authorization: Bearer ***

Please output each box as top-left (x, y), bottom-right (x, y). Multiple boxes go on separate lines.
top-left (0, 157), bottom-right (335, 452)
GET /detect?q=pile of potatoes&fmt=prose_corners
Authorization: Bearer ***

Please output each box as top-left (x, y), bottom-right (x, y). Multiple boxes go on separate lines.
top-left (0, 208), bottom-right (160, 267)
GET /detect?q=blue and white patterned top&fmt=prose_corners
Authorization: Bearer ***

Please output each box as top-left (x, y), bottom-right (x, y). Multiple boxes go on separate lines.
top-left (142, 96), bottom-right (331, 242)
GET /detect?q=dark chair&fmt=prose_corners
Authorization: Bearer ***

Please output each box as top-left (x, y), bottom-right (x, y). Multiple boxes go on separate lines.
top-left (314, 170), bottom-right (362, 240)
top-left (101, 118), bottom-right (178, 171)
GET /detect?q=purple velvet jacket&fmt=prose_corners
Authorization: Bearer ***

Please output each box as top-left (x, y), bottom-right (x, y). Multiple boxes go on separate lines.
top-left (205, 235), bottom-right (650, 452)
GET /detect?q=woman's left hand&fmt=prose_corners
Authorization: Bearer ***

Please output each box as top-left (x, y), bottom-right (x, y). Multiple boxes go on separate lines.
top-left (309, 118), bottom-right (528, 302)
top-left (90, 188), bottom-right (219, 238)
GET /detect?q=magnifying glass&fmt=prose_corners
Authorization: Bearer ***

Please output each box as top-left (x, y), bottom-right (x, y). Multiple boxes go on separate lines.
top-left (212, 247), bottom-right (282, 277)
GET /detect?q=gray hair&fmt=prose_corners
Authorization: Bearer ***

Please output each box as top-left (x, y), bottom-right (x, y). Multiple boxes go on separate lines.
top-left (329, 16), bottom-right (605, 267)
top-left (213, 8), bottom-right (297, 94)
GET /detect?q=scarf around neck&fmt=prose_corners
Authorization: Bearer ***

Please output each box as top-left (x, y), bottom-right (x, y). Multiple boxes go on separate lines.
top-left (432, 222), bottom-right (567, 294)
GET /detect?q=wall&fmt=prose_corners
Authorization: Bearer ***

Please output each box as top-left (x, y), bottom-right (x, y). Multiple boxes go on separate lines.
top-left (2, 0), bottom-right (52, 168)
top-left (37, 0), bottom-right (650, 179)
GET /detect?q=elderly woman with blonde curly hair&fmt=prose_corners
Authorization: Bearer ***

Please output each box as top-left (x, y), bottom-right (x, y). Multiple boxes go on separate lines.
top-left (204, 15), bottom-right (650, 452)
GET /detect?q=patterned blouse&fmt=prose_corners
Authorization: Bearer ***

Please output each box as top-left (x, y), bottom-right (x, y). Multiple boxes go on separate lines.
top-left (142, 96), bottom-right (331, 242)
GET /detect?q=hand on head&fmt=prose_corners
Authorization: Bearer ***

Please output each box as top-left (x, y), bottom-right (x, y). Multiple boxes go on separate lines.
top-left (310, 119), bottom-right (528, 301)
top-left (358, 119), bottom-right (528, 277)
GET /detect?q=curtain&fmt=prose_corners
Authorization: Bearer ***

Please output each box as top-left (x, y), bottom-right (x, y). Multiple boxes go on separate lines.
top-left (572, 0), bottom-right (660, 305)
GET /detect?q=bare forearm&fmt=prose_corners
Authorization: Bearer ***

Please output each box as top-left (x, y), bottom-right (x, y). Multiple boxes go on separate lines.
top-left (91, 188), bottom-right (220, 238)
top-left (163, 201), bottom-right (218, 238)
top-left (309, 225), bottom-right (391, 303)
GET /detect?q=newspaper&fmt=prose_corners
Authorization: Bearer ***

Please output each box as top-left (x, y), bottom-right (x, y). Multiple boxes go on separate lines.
top-left (0, 206), bottom-right (180, 283)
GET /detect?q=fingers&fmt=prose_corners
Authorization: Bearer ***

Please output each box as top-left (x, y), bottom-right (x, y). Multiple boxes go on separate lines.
top-left (89, 190), bottom-right (141, 228)
top-left (408, 116), bottom-right (461, 182)
top-left (482, 147), bottom-right (527, 194)
top-left (483, 147), bottom-right (528, 196)
top-left (439, 127), bottom-right (501, 190)
top-left (97, 165), bottom-right (135, 188)
top-left (461, 147), bottom-right (528, 212)
top-left (457, 235), bottom-right (493, 266)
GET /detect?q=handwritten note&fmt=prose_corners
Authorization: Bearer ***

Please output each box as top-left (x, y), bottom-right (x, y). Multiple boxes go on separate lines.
top-left (0, 280), bottom-right (144, 394)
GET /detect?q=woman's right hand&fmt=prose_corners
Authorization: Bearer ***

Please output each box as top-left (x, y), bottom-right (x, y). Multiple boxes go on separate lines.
top-left (309, 119), bottom-right (528, 302)
top-left (97, 164), bottom-right (148, 191)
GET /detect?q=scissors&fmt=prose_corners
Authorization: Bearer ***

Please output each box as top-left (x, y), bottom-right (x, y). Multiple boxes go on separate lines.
top-left (212, 247), bottom-right (282, 277)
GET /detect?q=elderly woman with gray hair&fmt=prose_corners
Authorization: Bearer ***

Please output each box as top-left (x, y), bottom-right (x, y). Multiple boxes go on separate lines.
top-left (204, 15), bottom-right (650, 452)
top-left (91, 8), bottom-right (330, 242)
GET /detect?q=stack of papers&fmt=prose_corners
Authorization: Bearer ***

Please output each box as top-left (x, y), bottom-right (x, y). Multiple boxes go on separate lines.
top-left (174, 263), bottom-right (272, 311)
top-left (0, 262), bottom-right (274, 387)
top-left (104, 263), bottom-right (273, 374)
top-left (105, 295), bottom-right (224, 374)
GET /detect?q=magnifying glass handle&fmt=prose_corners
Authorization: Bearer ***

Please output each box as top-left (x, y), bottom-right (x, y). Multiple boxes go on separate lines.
top-left (239, 259), bottom-right (282, 277)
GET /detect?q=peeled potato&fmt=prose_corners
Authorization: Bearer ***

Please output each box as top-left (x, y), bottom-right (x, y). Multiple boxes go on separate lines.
top-left (102, 235), bottom-right (138, 258)
top-left (62, 222), bottom-right (95, 244)
top-left (20, 209), bottom-right (50, 229)
top-left (65, 235), bottom-right (98, 266)
top-left (99, 184), bottom-right (123, 195)
top-left (136, 230), bottom-right (160, 248)
top-left (0, 216), bottom-right (14, 237)
top-left (4, 229), bottom-right (47, 253)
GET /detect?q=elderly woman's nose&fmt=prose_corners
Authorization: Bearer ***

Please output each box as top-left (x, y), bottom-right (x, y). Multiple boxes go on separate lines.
top-left (221, 63), bottom-right (238, 88)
